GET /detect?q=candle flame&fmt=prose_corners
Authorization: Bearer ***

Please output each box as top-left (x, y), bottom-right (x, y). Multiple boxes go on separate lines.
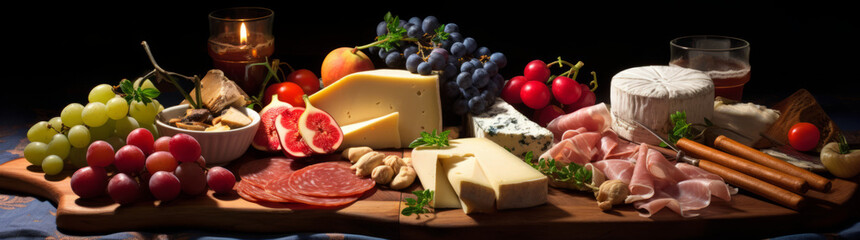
top-left (240, 22), bottom-right (248, 45)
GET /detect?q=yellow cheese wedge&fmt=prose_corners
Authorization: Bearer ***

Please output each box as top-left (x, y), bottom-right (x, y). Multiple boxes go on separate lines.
top-left (412, 138), bottom-right (548, 211)
top-left (440, 155), bottom-right (496, 214)
top-left (339, 112), bottom-right (401, 150)
top-left (410, 150), bottom-right (461, 209)
top-left (308, 69), bottom-right (442, 147)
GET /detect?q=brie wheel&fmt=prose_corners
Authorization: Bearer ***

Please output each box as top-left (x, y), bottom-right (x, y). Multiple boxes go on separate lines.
top-left (610, 65), bottom-right (714, 145)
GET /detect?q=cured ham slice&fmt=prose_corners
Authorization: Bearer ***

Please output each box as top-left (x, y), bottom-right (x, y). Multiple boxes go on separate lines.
top-left (626, 144), bottom-right (655, 203)
top-left (592, 160), bottom-right (635, 185)
top-left (546, 103), bottom-right (613, 143)
top-left (540, 127), bottom-right (602, 165)
top-left (287, 161), bottom-right (375, 197)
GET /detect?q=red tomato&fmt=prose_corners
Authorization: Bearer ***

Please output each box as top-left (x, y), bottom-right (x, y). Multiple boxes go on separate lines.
top-left (788, 122), bottom-right (820, 151)
top-left (263, 82), bottom-right (305, 107)
top-left (551, 76), bottom-right (581, 105)
top-left (501, 76), bottom-right (528, 104)
top-left (287, 69), bottom-right (321, 95)
top-left (523, 60), bottom-right (551, 82)
top-left (520, 80), bottom-right (551, 109)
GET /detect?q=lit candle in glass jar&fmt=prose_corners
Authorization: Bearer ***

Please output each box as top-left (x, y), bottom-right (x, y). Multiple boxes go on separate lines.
top-left (208, 7), bottom-right (274, 94)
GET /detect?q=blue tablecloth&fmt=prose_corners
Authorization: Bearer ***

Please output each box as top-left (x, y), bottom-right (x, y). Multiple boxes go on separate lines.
top-left (2, 105), bottom-right (859, 240)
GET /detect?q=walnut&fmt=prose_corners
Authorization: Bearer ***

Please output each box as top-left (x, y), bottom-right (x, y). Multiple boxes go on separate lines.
top-left (596, 179), bottom-right (629, 211)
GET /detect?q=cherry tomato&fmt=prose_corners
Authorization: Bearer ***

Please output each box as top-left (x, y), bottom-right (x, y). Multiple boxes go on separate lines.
top-left (520, 80), bottom-right (551, 109)
top-left (524, 60), bottom-right (551, 82)
top-left (263, 82), bottom-right (305, 107)
top-left (788, 122), bottom-right (820, 151)
top-left (501, 76), bottom-right (528, 104)
top-left (551, 76), bottom-right (581, 105)
top-left (563, 84), bottom-right (596, 113)
top-left (287, 69), bottom-right (321, 95)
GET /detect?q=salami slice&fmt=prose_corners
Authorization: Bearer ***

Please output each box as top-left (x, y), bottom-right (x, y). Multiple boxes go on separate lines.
top-left (238, 157), bottom-right (297, 188)
top-left (287, 161), bottom-right (375, 197)
top-left (236, 181), bottom-right (260, 202)
top-left (238, 180), bottom-right (289, 203)
top-left (268, 172), bottom-right (362, 207)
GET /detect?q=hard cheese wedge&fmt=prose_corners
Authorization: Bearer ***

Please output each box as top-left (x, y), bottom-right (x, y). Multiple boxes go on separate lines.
top-left (412, 138), bottom-right (548, 212)
top-left (411, 149), bottom-right (461, 209)
top-left (339, 112), bottom-right (401, 150)
top-left (440, 155), bottom-right (496, 214)
top-left (308, 69), bottom-right (442, 147)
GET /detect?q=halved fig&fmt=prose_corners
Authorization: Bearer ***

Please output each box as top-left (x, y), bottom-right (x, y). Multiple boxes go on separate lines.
top-left (252, 95), bottom-right (292, 152)
top-left (297, 95), bottom-right (343, 154)
top-left (275, 107), bottom-right (313, 158)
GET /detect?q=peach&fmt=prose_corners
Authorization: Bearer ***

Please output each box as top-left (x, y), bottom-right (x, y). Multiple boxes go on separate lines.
top-left (320, 47), bottom-right (374, 87)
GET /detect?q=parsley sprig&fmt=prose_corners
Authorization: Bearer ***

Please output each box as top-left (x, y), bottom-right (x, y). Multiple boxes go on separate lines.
top-left (661, 111), bottom-right (750, 147)
top-left (523, 151), bottom-right (595, 191)
top-left (401, 189), bottom-right (434, 216)
top-left (408, 130), bottom-right (450, 148)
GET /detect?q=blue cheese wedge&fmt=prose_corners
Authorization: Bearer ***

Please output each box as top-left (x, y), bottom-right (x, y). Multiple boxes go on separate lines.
top-left (467, 98), bottom-right (554, 159)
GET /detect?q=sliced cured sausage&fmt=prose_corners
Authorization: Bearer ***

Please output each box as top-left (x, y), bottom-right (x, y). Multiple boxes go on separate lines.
top-left (287, 161), bottom-right (375, 197)
top-left (238, 157), bottom-right (297, 188)
top-left (268, 173), bottom-right (362, 207)
top-left (237, 180), bottom-right (289, 203)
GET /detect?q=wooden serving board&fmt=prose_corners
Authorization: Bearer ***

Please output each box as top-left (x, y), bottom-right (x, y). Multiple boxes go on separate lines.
top-left (1, 149), bottom-right (858, 240)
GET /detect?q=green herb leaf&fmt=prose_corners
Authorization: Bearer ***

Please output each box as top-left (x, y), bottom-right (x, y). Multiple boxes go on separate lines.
top-left (120, 79), bottom-right (134, 96)
top-left (401, 189), bottom-right (434, 216)
top-left (431, 24), bottom-right (449, 45)
top-left (665, 111), bottom-right (692, 147)
top-left (522, 151), bottom-right (592, 190)
top-left (140, 88), bottom-right (161, 99)
top-left (408, 130), bottom-right (450, 148)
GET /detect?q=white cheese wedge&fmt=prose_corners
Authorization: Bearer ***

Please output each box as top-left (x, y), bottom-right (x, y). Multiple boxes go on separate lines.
top-left (468, 98), bottom-right (554, 159)
top-left (711, 99), bottom-right (779, 146)
top-left (308, 69), bottom-right (442, 148)
top-left (440, 155), bottom-right (496, 214)
top-left (610, 65), bottom-right (714, 145)
top-left (339, 112), bottom-right (401, 150)
top-left (411, 138), bottom-right (548, 212)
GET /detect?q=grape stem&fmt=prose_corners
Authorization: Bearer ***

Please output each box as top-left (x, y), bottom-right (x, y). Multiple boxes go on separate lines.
top-left (140, 41), bottom-right (203, 109)
top-left (247, 58), bottom-right (285, 109)
top-left (545, 57), bottom-right (584, 84)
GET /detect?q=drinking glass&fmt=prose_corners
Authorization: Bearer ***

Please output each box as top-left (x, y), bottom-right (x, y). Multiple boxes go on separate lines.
top-left (670, 35), bottom-right (750, 101)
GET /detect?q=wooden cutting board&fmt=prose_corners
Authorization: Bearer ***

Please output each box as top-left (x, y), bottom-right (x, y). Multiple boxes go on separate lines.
top-left (1, 149), bottom-right (858, 240)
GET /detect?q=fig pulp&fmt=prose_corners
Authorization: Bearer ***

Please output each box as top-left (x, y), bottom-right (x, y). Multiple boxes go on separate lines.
top-left (275, 107), bottom-right (313, 158)
top-left (297, 95), bottom-right (343, 154)
top-left (252, 95), bottom-right (292, 152)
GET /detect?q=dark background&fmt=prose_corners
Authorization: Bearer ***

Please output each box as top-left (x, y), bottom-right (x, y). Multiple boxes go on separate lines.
top-left (5, 1), bottom-right (858, 130)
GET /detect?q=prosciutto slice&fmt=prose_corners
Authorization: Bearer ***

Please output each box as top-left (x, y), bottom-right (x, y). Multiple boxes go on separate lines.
top-left (542, 102), bottom-right (735, 218)
top-left (546, 103), bottom-right (613, 143)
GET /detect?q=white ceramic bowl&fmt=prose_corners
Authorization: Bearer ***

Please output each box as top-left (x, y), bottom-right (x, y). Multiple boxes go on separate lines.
top-left (155, 104), bottom-right (260, 166)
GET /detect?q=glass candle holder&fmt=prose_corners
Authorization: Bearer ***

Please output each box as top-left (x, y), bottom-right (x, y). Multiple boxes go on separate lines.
top-left (208, 7), bottom-right (274, 95)
top-left (670, 35), bottom-right (750, 101)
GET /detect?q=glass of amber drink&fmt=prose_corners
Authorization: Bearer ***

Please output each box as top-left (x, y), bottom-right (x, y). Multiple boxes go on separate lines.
top-left (670, 35), bottom-right (750, 101)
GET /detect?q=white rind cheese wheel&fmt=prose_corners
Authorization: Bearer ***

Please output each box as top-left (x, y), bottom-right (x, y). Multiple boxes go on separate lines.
top-left (610, 65), bottom-right (714, 145)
